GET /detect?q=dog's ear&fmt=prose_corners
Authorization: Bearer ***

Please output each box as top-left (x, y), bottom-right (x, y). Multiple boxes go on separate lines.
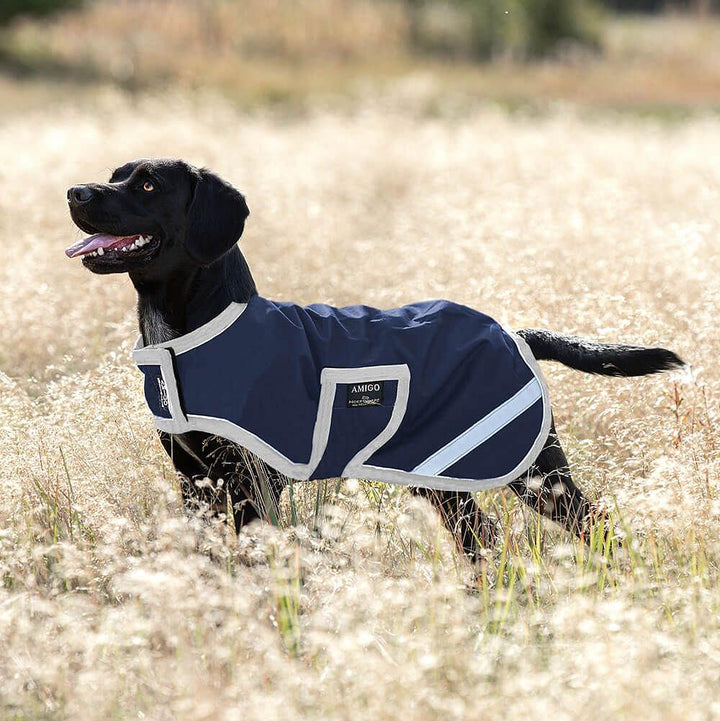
top-left (185, 168), bottom-right (249, 265)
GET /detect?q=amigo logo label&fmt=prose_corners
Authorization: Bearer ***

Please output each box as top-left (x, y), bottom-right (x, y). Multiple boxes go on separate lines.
top-left (157, 377), bottom-right (169, 409)
top-left (346, 381), bottom-right (384, 408)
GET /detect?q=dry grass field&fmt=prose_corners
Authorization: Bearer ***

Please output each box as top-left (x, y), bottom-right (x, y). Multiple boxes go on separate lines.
top-left (1, 89), bottom-right (720, 719)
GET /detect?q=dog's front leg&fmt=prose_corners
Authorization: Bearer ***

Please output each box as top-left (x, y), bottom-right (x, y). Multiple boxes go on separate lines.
top-left (201, 439), bottom-right (286, 531)
top-left (157, 430), bottom-right (230, 517)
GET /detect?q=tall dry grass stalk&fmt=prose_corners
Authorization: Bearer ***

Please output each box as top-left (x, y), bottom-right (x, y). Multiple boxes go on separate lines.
top-left (1, 92), bottom-right (719, 719)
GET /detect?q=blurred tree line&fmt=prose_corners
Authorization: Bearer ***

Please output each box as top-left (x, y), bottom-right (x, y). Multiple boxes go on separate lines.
top-left (605, 0), bottom-right (717, 10)
top-left (405, 0), bottom-right (602, 59)
top-left (0, 0), bottom-right (717, 61)
top-left (406, 0), bottom-right (717, 59)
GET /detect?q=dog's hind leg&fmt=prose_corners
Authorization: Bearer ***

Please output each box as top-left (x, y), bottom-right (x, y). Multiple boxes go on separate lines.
top-left (410, 487), bottom-right (497, 563)
top-left (507, 419), bottom-right (596, 540)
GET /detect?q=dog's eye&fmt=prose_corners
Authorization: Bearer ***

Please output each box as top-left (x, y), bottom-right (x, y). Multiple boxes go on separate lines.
top-left (143, 181), bottom-right (155, 192)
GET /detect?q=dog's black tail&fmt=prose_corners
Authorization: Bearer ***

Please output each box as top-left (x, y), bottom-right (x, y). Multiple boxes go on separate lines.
top-left (516, 328), bottom-right (686, 377)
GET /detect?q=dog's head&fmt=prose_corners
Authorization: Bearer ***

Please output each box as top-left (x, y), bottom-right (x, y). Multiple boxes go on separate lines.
top-left (66, 158), bottom-right (249, 275)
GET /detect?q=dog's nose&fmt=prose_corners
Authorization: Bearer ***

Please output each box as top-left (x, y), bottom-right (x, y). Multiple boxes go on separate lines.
top-left (67, 185), bottom-right (95, 205)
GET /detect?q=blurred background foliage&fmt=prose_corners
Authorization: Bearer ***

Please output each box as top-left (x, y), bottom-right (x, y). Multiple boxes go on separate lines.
top-left (0, 0), bottom-right (80, 25)
top-left (404, 0), bottom-right (603, 59)
top-left (0, 0), bottom-right (718, 113)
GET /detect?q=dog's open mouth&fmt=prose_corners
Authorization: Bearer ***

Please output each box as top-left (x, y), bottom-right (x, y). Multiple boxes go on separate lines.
top-left (65, 233), bottom-right (158, 259)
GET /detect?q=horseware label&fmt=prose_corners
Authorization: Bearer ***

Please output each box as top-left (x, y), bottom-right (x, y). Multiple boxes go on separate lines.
top-left (347, 381), bottom-right (384, 408)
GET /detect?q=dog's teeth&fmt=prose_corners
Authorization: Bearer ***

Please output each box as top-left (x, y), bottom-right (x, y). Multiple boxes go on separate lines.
top-left (97, 247), bottom-right (104, 256)
top-left (122, 246), bottom-right (128, 252)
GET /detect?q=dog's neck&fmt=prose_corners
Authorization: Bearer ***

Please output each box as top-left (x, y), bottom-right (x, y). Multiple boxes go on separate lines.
top-left (131, 246), bottom-right (257, 346)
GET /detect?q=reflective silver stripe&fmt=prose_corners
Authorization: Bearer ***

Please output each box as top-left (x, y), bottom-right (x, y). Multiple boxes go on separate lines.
top-left (412, 378), bottom-right (543, 477)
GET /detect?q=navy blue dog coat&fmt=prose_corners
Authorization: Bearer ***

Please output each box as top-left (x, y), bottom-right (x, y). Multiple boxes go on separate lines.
top-left (133, 296), bottom-right (551, 492)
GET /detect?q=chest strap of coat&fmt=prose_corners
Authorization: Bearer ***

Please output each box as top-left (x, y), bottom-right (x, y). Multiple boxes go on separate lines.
top-left (133, 341), bottom-right (190, 434)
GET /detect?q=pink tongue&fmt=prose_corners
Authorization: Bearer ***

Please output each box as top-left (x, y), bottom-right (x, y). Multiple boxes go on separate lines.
top-left (65, 233), bottom-right (140, 258)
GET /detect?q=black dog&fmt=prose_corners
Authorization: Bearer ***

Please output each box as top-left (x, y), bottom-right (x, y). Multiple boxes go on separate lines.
top-left (66, 158), bottom-right (684, 560)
